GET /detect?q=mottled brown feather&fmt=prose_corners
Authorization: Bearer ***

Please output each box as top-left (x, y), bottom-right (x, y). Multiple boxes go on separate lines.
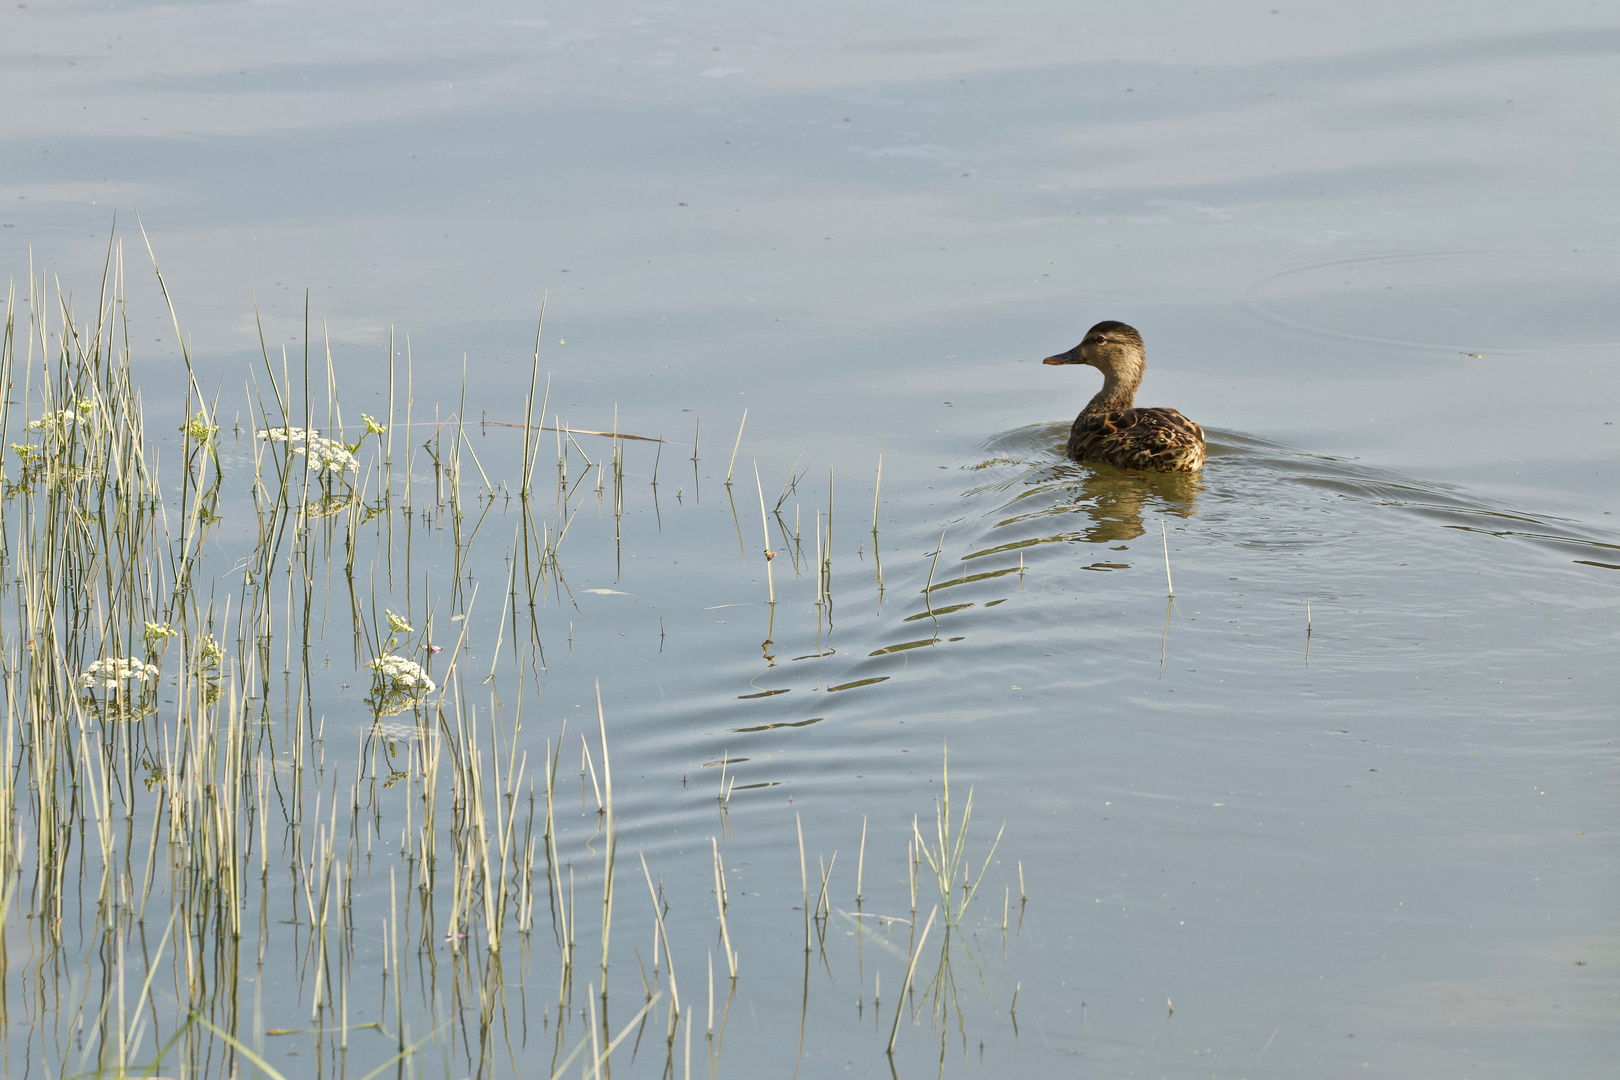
top-left (1044, 320), bottom-right (1207, 472)
top-left (1067, 407), bottom-right (1206, 472)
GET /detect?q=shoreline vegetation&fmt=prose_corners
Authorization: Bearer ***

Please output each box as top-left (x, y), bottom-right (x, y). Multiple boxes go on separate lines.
top-left (0, 233), bottom-right (1020, 1078)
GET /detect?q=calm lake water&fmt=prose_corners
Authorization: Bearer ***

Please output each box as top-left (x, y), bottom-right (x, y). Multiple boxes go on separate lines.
top-left (2, 1), bottom-right (1616, 1077)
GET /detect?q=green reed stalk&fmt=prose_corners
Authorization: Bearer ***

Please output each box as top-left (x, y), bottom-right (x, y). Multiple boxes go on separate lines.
top-left (711, 838), bottom-right (736, 979)
top-left (597, 681), bottom-right (617, 1001)
top-left (752, 459), bottom-right (775, 604)
top-left (856, 816), bottom-right (867, 903)
top-left (1161, 518), bottom-right (1174, 597)
top-left (797, 813), bottom-right (809, 953)
top-left (724, 409), bottom-right (746, 486)
top-left (886, 904), bottom-right (938, 1055)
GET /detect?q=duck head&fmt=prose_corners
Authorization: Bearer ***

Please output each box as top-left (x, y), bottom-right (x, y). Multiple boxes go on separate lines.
top-left (1042, 320), bottom-right (1145, 378)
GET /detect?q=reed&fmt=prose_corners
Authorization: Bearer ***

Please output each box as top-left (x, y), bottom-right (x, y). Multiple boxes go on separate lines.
top-left (0, 242), bottom-right (715, 1079)
top-left (797, 813), bottom-right (810, 953)
top-left (0, 235), bottom-right (1028, 1080)
top-left (753, 459), bottom-right (776, 603)
top-left (886, 905), bottom-right (938, 1055)
top-left (1161, 517), bottom-right (1174, 597)
top-left (712, 837), bottom-right (737, 979)
top-left (871, 455), bottom-right (882, 533)
top-left (856, 815), bottom-right (867, 903)
top-left (597, 681), bottom-right (617, 999)
top-left (725, 409), bottom-right (746, 486)
top-left (772, 452), bottom-right (803, 514)
top-left (640, 852), bottom-right (683, 1027)
top-left (923, 528), bottom-right (946, 622)
top-left (912, 747), bottom-right (1003, 929)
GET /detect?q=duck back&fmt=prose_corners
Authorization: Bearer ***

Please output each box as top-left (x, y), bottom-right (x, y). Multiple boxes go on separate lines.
top-left (1068, 406), bottom-right (1206, 472)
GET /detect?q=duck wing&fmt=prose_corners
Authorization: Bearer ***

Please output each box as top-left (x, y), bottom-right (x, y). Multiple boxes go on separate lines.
top-left (1068, 407), bottom-right (1206, 472)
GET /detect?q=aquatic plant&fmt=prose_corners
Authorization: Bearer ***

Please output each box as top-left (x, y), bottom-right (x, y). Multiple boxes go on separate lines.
top-left (300, 433), bottom-right (358, 472)
top-left (28, 402), bottom-right (88, 437)
top-left (256, 424), bottom-right (356, 473)
top-left (368, 652), bottom-right (435, 692)
top-left (367, 652), bottom-right (436, 716)
top-left (258, 425), bottom-right (316, 442)
top-left (181, 409), bottom-right (217, 442)
top-left (0, 237), bottom-right (1024, 1080)
top-left (78, 655), bottom-right (160, 692)
top-left (913, 747), bottom-right (1003, 929)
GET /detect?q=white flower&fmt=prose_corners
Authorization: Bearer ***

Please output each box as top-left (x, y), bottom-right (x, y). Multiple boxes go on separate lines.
top-left (257, 427), bottom-right (356, 474)
top-left (79, 656), bottom-right (161, 691)
top-left (369, 654), bottom-right (436, 692)
top-left (367, 653), bottom-right (436, 716)
top-left (297, 435), bottom-right (357, 473)
top-left (29, 408), bottom-right (80, 437)
top-left (258, 426), bottom-right (316, 443)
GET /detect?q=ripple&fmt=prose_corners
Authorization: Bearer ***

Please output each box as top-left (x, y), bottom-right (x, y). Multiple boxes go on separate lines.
top-left (1243, 250), bottom-right (1620, 352)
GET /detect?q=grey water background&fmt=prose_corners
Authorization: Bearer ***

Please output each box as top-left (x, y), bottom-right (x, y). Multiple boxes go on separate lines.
top-left (3, 0), bottom-right (1618, 1076)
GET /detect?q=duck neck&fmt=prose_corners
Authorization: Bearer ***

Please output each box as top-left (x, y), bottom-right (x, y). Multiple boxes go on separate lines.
top-left (1083, 368), bottom-right (1140, 413)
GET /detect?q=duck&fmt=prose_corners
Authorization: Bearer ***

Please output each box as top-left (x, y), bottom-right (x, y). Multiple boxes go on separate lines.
top-left (1043, 320), bottom-right (1206, 472)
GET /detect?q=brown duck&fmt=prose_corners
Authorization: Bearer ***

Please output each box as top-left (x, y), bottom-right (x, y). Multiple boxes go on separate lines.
top-left (1043, 321), bottom-right (1206, 472)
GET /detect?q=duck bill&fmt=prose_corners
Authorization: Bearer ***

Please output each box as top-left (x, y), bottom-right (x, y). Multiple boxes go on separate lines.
top-left (1043, 347), bottom-right (1083, 365)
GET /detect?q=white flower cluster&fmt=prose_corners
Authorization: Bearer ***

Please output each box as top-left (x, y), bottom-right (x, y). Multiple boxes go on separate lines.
top-left (256, 427), bottom-right (357, 474)
top-left (368, 654), bottom-right (436, 693)
top-left (387, 610), bottom-right (415, 634)
top-left (79, 656), bottom-right (161, 690)
top-left (299, 435), bottom-right (357, 473)
top-left (367, 653), bottom-right (436, 716)
top-left (258, 426), bottom-right (316, 442)
top-left (29, 406), bottom-right (82, 437)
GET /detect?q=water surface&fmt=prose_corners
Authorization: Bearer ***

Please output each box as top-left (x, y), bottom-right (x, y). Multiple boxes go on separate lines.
top-left (1, 0), bottom-right (1616, 1076)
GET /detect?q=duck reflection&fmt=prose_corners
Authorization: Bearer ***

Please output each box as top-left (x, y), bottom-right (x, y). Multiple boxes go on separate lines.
top-left (1052, 460), bottom-right (1201, 543)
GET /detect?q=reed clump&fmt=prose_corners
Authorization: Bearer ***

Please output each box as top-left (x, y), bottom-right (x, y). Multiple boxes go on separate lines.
top-left (0, 236), bottom-right (1029, 1079)
top-left (0, 241), bottom-right (736, 1080)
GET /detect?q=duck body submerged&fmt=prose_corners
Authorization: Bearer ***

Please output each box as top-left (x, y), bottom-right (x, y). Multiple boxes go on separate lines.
top-left (1043, 320), bottom-right (1206, 472)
